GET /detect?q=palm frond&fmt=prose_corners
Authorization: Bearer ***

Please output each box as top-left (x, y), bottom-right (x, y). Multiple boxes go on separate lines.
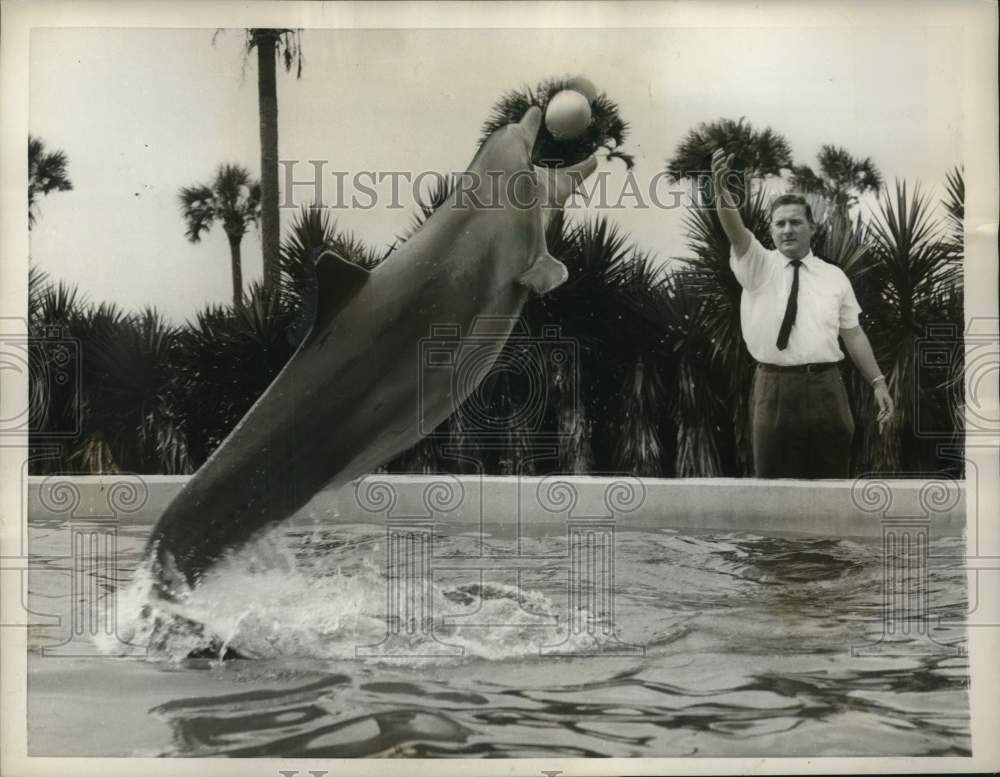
top-left (177, 184), bottom-right (216, 242)
top-left (246, 29), bottom-right (304, 78)
top-left (790, 144), bottom-right (883, 216)
top-left (28, 135), bottom-right (73, 227)
top-left (813, 208), bottom-right (871, 275)
top-left (855, 179), bottom-right (962, 473)
top-left (179, 164), bottom-right (259, 244)
top-left (654, 272), bottom-right (726, 477)
top-left (28, 281), bottom-right (92, 443)
top-left (28, 264), bottom-right (51, 328)
top-left (75, 307), bottom-right (190, 474)
top-left (943, 165), bottom-right (964, 255)
top-left (665, 117), bottom-right (793, 205)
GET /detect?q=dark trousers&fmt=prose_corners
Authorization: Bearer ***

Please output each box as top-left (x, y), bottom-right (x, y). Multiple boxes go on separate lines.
top-left (750, 364), bottom-right (855, 478)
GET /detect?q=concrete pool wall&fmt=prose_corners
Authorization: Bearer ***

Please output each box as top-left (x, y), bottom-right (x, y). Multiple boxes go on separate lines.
top-left (26, 475), bottom-right (965, 538)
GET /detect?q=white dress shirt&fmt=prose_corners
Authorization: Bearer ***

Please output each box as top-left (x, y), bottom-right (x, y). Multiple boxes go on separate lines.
top-left (730, 237), bottom-right (862, 365)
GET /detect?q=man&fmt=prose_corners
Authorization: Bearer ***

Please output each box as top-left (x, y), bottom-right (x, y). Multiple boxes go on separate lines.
top-left (711, 148), bottom-right (894, 478)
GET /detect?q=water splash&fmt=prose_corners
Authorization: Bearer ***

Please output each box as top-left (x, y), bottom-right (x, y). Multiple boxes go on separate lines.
top-left (101, 527), bottom-right (604, 663)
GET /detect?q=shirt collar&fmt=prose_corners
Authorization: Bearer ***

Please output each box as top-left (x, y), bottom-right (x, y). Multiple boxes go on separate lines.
top-left (785, 251), bottom-right (818, 269)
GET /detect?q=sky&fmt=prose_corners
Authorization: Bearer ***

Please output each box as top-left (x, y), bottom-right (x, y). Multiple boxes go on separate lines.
top-left (28, 25), bottom-right (963, 323)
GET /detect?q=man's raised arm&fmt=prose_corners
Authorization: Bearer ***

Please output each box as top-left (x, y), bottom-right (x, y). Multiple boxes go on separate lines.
top-left (712, 148), bottom-right (752, 259)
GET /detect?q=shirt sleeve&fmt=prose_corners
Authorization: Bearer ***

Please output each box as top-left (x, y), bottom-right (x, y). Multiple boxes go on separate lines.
top-left (729, 235), bottom-right (775, 292)
top-left (838, 273), bottom-right (863, 329)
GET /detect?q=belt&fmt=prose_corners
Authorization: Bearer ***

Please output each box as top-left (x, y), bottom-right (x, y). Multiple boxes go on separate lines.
top-left (757, 361), bottom-right (840, 374)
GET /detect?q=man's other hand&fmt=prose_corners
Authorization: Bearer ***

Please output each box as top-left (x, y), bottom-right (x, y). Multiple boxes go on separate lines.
top-left (874, 381), bottom-right (895, 433)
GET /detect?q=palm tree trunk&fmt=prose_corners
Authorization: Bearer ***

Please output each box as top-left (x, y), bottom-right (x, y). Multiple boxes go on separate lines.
top-left (256, 33), bottom-right (281, 297)
top-left (227, 232), bottom-right (244, 308)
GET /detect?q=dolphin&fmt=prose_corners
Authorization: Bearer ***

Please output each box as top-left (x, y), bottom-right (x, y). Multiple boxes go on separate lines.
top-left (145, 106), bottom-right (597, 594)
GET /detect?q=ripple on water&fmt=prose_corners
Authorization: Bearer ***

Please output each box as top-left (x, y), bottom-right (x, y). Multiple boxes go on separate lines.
top-left (848, 688), bottom-right (969, 716)
top-left (28, 522), bottom-right (969, 757)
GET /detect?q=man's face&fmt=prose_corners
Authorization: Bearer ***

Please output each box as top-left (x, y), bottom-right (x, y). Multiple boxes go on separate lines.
top-left (770, 204), bottom-right (815, 261)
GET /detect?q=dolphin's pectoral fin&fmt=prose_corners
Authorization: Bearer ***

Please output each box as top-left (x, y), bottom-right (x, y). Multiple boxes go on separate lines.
top-left (315, 250), bottom-right (371, 324)
top-left (517, 252), bottom-right (569, 295)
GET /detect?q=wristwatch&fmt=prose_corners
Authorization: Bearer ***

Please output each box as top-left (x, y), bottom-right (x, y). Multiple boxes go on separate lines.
top-left (871, 375), bottom-right (886, 387)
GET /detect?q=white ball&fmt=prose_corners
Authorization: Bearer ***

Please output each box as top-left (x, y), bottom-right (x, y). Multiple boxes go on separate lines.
top-left (545, 90), bottom-right (593, 141)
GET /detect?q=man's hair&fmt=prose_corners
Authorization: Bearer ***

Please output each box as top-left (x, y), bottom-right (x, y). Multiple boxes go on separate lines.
top-left (770, 194), bottom-right (816, 225)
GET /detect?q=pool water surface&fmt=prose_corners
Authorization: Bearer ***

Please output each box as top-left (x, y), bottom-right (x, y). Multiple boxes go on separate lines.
top-left (26, 508), bottom-right (970, 757)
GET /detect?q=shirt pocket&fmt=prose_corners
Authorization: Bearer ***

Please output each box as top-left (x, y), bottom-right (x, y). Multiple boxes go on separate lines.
top-left (808, 284), bottom-right (843, 332)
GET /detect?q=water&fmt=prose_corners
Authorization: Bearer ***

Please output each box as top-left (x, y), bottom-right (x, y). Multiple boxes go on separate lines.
top-left (27, 507), bottom-right (970, 757)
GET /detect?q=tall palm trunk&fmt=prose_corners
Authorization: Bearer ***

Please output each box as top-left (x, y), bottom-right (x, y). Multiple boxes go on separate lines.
top-left (256, 34), bottom-right (281, 296)
top-left (226, 232), bottom-right (244, 309)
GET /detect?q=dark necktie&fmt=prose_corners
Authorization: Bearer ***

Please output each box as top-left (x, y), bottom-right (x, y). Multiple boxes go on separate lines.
top-left (776, 259), bottom-right (803, 350)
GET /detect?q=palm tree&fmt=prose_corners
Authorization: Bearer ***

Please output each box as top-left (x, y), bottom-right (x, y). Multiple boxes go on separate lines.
top-left (527, 215), bottom-right (657, 472)
top-left (245, 29), bottom-right (304, 296)
top-left (935, 166), bottom-right (965, 475)
top-left (28, 276), bottom-right (189, 474)
top-left (606, 252), bottom-right (672, 476)
top-left (178, 164), bottom-right (261, 309)
top-left (28, 279), bottom-right (87, 470)
top-left (28, 135), bottom-right (73, 229)
top-left (72, 308), bottom-right (189, 474)
top-left (665, 117), bottom-right (792, 207)
top-left (654, 272), bottom-right (728, 477)
top-left (790, 145), bottom-right (882, 217)
top-left (856, 180), bottom-right (961, 473)
top-left (811, 204), bottom-right (871, 272)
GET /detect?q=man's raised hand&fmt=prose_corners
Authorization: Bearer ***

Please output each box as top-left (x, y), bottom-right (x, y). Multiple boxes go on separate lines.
top-left (711, 148), bottom-right (734, 181)
top-left (711, 148), bottom-right (738, 201)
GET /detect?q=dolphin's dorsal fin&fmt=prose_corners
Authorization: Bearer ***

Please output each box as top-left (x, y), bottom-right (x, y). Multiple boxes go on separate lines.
top-left (314, 249), bottom-right (371, 325)
top-left (290, 248), bottom-right (372, 348)
top-left (517, 252), bottom-right (569, 295)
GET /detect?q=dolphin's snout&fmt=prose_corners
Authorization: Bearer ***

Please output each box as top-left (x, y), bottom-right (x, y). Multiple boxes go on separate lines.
top-left (517, 106), bottom-right (543, 152)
